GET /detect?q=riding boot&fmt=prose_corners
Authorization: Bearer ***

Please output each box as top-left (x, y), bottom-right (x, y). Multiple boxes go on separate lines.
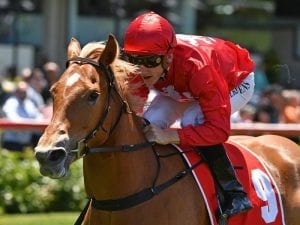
top-left (197, 144), bottom-right (252, 219)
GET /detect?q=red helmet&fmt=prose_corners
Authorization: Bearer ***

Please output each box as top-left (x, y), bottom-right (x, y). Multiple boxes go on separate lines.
top-left (124, 11), bottom-right (177, 55)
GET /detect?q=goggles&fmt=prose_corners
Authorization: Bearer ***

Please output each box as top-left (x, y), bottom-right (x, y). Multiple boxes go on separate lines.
top-left (126, 54), bottom-right (163, 68)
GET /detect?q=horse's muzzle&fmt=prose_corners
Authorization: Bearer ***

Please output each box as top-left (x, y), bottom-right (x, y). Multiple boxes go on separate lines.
top-left (35, 147), bottom-right (68, 178)
top-left (35, 147), bottom-right (67, 164)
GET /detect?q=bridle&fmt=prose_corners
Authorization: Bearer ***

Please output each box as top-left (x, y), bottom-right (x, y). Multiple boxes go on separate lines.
top-left (66, 56), bottom-right (153, 159)
top-left (65, 56), bottom-right (203, 225)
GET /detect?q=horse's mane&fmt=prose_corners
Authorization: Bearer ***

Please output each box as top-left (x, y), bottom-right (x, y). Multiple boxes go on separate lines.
top-left (79, 41), bottom-right (146, 114)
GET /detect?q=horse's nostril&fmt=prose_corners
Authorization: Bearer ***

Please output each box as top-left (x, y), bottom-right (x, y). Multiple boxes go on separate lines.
top-left (48, 149), bottom-right (67, 162)
top-left (35, 151), bottom-right (47, 163)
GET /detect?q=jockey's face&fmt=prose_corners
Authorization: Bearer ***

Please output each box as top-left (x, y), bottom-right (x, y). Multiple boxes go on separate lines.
top-left (139, 61), bottom-right (165, 87)
top-left (126, 54), bottom-right (172, 87)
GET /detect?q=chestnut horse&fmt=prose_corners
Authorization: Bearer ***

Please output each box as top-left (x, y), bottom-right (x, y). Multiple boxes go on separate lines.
top-left (35, 34), bottom-right (300, 225)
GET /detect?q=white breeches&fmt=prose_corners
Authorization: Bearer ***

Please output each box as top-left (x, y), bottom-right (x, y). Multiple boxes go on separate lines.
top-left (143, 72), bottom-right (255, 128)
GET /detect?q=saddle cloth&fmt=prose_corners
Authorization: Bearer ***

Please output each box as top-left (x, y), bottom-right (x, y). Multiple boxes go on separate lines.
top-left (174, 140), bottom-right (286, 225)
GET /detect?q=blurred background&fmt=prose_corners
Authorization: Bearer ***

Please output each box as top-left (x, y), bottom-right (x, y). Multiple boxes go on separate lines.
top-left (1, 0), bottom-right (300, 224)
top-left (0, 0), bottom-right (299, 89)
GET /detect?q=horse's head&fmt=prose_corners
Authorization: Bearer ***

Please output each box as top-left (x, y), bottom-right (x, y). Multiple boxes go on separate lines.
top-left (34, 34), bottom-right (127, 178)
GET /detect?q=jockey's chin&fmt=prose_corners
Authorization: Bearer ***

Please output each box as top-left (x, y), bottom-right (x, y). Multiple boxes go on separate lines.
top-left (142, 77), bottom-right (157, 87)
top-left (140, 66), bottom-right (163, 87)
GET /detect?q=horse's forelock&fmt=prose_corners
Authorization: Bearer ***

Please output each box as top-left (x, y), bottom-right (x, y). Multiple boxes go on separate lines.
top-left (79, 42), bottom-right (106, 59)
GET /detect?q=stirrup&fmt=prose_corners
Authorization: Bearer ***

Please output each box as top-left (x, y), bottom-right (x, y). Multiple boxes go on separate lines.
top-left (218, 213), bottom-right (228, 225)
top-left (223, 193), bottom-right (252, 216)
top-left (218, 200), bottom-right (251, 225)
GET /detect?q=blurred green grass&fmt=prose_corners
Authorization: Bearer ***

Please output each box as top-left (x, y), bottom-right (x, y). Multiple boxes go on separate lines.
top-left (0, 212), bottom-right (79, 225)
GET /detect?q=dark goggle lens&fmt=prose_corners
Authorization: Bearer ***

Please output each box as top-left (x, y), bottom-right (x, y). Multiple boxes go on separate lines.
top-left (127, 55), bottom-right (163, 68)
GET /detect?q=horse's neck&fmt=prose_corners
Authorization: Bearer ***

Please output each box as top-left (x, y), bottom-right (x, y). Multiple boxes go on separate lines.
top-left (83, 113), bottom-right (157, 199)
top-left (107, 113), bottom-right (146, 145)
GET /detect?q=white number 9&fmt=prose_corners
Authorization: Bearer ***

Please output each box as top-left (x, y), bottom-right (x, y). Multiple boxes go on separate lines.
top-left (252, 169), bottom-right (278, 223)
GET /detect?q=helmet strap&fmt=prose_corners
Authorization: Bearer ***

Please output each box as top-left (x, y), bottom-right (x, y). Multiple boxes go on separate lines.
top-left (159, 69), bottom-right (168, 81)
top-left (160, 54), bottom-right (172, 80)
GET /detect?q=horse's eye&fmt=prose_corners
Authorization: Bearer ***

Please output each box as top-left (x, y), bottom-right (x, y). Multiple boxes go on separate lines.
top-left (88, 91), bottom-right (99, 104)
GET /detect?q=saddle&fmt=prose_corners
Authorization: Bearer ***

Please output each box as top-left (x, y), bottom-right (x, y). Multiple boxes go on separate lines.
top-left (174, 140), bottom-right (286, 225)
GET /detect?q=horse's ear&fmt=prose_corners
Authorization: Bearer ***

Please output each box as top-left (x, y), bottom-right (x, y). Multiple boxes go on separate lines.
top-left (99, 34), bottom-right (118, 65)
top-left (67, 37), bottom-right (81, 59)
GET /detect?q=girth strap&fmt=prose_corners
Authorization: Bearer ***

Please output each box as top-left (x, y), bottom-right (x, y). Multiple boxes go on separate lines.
top-left (92, 170), bottom-right (188, 211)
top-left (91, 159), bottom-right (203, 211)
top-left (74, 159), bottom-right (203, 224)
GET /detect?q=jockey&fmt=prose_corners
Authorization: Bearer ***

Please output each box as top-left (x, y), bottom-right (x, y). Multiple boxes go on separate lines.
top-left (123, 11), bottom-right (254, 222)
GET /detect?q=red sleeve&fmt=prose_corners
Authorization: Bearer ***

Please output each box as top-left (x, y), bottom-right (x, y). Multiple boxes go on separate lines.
top-left (221, 41), bottom-right (254, 89)
top-left (177, 63), bottom-right (231, 146)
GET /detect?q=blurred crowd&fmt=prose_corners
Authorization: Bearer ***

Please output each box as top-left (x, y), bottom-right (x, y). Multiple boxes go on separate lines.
top-left (231, 84), bottom-right (300, 124)
top-left (0, 61), bottom-right (61, 151)
top-left (0, 51), bottom-right (300, 151)
top-left (231, 53), bottom-right (300, 125)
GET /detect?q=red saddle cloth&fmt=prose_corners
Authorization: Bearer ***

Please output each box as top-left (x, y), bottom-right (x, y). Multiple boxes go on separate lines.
top-left (175, 140), bottom-right (286, 225)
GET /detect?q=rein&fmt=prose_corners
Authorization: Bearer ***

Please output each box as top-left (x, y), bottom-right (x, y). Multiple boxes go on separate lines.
top-left (67, 56), bottom-right (203, 225)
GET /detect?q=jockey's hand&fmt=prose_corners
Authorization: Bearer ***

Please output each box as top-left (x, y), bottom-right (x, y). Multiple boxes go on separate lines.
top-left (143, 124), bottom-right (180, 145)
